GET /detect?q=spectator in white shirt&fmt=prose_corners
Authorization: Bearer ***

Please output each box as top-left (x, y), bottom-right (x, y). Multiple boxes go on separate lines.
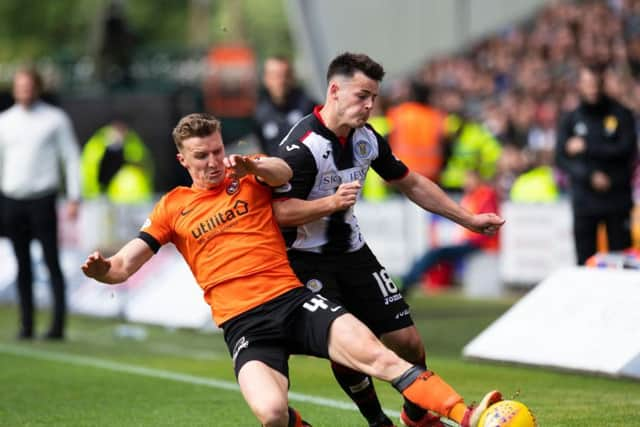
top-left (0, 68), bottom-right (81, 340)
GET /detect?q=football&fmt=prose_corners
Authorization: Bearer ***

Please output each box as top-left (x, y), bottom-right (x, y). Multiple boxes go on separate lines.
top-left (478, 400), bottom-right (537, 427)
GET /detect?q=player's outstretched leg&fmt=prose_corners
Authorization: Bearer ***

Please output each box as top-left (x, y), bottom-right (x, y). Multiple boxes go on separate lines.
top-left (380, 326), bottom-right (434, 427)
top-left (327, 313), bottom-right (502, 427)
top-left (392, 367), bottom-right (502, 427)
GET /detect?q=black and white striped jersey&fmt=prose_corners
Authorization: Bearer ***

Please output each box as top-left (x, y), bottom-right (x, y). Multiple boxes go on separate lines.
top-left (275, 106), bottom-right (408, 254)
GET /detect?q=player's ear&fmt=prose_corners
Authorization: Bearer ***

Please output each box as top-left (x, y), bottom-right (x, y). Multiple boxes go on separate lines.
top-left (328, 80), bottom-right (340, 99)
top-left (176, 152), bottom-right (187, 168)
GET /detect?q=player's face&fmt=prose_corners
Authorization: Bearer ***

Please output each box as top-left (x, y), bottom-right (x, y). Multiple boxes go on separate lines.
top-left (334, 71), bottom-right (378, 128)
top-left (177, 131), bottom-right (227, 190)
top-left (13, 72), bottom-right (39, 107)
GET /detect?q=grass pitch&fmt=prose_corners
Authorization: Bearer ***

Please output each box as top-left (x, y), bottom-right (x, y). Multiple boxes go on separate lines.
top-left (1, 292), bottom-right (639, 426)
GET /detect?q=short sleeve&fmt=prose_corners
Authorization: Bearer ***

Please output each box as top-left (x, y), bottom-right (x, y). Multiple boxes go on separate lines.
top-left (368, 125), bottom-right (409, 181)
top-left (275, 142), bottom-right (317, 199)
top-left (138, 194), bottom-right (173, 250)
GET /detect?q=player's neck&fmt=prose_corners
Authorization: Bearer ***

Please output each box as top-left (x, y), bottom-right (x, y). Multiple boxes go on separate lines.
top-left (319, 105), bottom-right (351, 138)
top-left (17, 99), bottom-right (39, 110)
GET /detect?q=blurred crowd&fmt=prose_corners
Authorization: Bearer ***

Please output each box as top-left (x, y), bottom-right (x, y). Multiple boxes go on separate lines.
top-left (4, 0), bottom-right (640, 341)
top-left (367, 0), bottom-right (640, 204)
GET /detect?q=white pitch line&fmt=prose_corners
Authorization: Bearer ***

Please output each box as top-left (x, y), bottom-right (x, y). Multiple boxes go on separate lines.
top-left (0, 343), bottom-right (400, 417)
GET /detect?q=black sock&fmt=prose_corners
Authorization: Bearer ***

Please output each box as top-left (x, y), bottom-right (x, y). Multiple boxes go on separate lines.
top-left (331, 362), bottom-right (388, 424)
top-left (288, 407), bottom-right (299, 427)
top-left (403, 398), bottom-right (428, 422)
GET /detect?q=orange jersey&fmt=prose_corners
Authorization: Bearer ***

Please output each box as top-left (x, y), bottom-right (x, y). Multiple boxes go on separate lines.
top-left (140, 174), bottom-right (302, 325)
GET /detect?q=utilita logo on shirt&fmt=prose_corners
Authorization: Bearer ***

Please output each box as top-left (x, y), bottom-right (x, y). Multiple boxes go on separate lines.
top-left (191, 200), bottom-right (249, 239)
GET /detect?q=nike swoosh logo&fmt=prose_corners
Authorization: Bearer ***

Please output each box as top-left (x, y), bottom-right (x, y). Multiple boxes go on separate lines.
top-left (330, 306), bottom-right (342, 312)
top-left (181, 209), bottom-right (194, 216)
top-left (286, 144), bottom-right (300, 151)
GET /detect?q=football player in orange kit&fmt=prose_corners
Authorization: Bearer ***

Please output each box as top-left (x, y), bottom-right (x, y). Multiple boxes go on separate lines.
top-left (82, 113), bottom-right (501, 427)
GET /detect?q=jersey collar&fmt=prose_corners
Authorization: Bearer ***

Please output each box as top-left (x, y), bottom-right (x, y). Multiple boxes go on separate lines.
top-left (312, 105), bottom-right (353, 147)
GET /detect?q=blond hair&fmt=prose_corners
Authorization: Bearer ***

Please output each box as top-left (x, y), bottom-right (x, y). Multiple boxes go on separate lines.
top-left (172, 113), bottom-right (221, 150)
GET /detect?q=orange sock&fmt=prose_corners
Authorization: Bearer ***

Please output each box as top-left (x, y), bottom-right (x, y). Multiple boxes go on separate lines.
top-left (448, 402), bottom-right (468, 423)
top-left (400, 370), bottom-right (465, 418)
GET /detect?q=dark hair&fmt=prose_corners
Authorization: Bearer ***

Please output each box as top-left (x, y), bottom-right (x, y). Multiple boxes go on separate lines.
top-left (172, 113), bottom-right (221, 150)
top-left (580, 61), bottom-right (607, 77)
top-left (326, 52), bottom-right (385, 83)
top-left (410, 80), bottom-right (431, 104)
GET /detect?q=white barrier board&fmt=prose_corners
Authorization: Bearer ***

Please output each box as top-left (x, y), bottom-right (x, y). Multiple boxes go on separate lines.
top-left (356, 198), bottom-right (428, 275)
top-left (463, 267), bottom-right (640, 379)
top-left (0, 239), bottom-right (214, 330)
top-left (500, 200), bottom-right (576, 286)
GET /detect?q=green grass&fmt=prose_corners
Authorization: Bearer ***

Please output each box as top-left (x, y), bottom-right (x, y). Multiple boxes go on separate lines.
top-left (1, 292), bottom-right (639, 426)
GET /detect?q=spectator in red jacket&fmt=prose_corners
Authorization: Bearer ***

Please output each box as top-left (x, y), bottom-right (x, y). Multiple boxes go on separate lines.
top-left (400, 170), bottom-right (499, 296)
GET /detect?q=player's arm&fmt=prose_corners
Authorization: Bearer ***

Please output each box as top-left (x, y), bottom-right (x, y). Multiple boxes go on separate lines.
top-left (273, 181), bottom-right (360, 226)
top-left (81, 238), bottom-right (154, 284)
top-left (555, 112), bottom-right (591, 183)
top-left (273, 134), bottom-right (348, 226)
top-left (225, 155), bottom-right (292, 187)
top-left (392, 171), bottom-right (504, 235)
top-left (57, 113), bottom-right (82, 220)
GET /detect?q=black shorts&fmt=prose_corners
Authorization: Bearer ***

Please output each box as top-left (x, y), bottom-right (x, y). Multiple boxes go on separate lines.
top-left (287, 244), bottom-right (414, 336)
top-left (221, 287), bottom-right (347, 378)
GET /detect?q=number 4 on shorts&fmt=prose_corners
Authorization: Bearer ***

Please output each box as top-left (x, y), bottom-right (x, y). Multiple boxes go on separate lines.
top-left (303, 295), bottom-right (330, 312)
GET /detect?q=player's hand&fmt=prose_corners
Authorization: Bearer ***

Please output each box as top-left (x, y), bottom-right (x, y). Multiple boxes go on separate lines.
top-left (591, 170), bottom-right (611, 192)
top-left (224, 154), bottom-right (257, 178)
top-left (82, 251), bottom-right (111, 279)
top-left (566, 136), bottom-right (586, 156)
top-left (467, 213), bottom-right (505, 235)
top-left (332, 181), bottom-right (361, 211)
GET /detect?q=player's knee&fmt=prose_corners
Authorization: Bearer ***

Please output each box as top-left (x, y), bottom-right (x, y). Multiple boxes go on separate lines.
top-left (246, 391), bottom-right (289, 427)
top-left (253, 402), bottom-right (289, 427)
